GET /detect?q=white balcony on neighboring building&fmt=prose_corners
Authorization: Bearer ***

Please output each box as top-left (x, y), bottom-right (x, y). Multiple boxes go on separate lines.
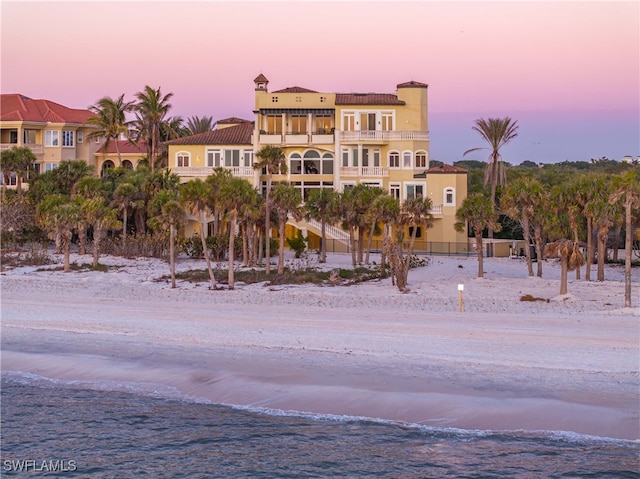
top-left (1, 143), bottom-right (44, 154)
top-left (340, 130), bottom-right (429, 143)
top-left (172, 166), bottom-right (255, 178)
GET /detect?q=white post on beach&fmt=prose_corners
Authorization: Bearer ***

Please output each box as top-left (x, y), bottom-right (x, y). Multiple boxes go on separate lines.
top-left (458, 284), bottom-right (464, 312)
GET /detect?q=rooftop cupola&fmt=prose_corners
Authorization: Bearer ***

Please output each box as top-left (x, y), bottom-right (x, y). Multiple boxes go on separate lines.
top-left (254, 74), bottom-right (269, 92)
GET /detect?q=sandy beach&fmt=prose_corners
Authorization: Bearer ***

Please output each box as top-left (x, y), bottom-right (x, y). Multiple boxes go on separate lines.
top-left (1, 252), bottom-right (638, 440)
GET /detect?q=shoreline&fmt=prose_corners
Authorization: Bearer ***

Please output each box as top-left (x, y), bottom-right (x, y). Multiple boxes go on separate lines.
top-left (1, 254), bottom-right (638, 440)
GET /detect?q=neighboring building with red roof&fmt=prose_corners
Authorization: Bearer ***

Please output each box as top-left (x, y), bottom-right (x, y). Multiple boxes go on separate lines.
top-left (0, 94), bottom-right (100, 175)
top-left (95, 139), bottom-right (148, 173)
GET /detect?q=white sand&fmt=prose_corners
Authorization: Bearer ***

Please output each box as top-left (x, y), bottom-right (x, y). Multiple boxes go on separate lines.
top-left (1, 251), bottom-right (638, 439)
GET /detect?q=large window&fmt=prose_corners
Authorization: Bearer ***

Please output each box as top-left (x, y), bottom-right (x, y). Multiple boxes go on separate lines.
top-left (405, 183), bottom-right (425, 200)
top-left (381, 112), bottom-right (394, 131)
top-left (207, 149), bottom-right (221, 167)
top-left (415, 151), bottom-right (427, 168)
top-left (360, 112), bottom-right (376, 131)
top-left (45, 130), bottom-right (59, 147)
top-left (343, 113), bottom-right (355, 131)
top-left (388, 151), bottom-right (400, 168)
top-left (403, 151), bottom-right (412, 168)
top-left (389, 183), bottom-right (401, 201)
top-left (23, 130), bottom-right (37, 144)
top-left (176, 152), bottom-right (190, 167)
top-left (315, 114), bottom-right (332, 133)
top-left (244, 150), bottom-right (253, 167)
top-left (290, 114), bottom-right (307, 134)
top-left (62, 130), bottom-right (74, 147)
top-left (266, 114), bottom-right (283, 134)
top-left (361, 148), bottom-right (380, 167)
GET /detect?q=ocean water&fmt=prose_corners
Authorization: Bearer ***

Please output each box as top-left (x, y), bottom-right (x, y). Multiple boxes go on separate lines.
top-left (1, 372), bottom-right (638, 479)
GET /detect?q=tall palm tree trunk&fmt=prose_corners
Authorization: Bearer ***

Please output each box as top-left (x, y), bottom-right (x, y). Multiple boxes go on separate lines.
top-left (228, 210), bottom-right (237, 290)
top-left (476, 231), bottom-right (484, 278)
top-left (200, 212), bottom-right (217, 289)
top-left (522, 215), bottom-right (533, 277)
top-left (623, 196), bottom-right (633, 307)
top-left (320, 221), bottom-right (327, 263)
top-left (169, 222), bottom-right (176, 289)
top-left (586, 218), bottom-right (594, 280)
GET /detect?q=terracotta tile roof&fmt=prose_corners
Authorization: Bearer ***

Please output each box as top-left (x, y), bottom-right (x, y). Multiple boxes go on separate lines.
top-left (0, 94), bottom-right (94, 124)
top-left (216, 117), bottom-right (251, 125)
top-left (335, 93), bottom-right (405, 105)
top-left (254, 74), bottom-right (269, 83)
top-left (397, 80), bottom-right (429, 89)
top-left (272, 86), bottom-right (318, 94)
top-left (165, 121), bottom-right (254, 146)
top-left (97, 139), bottom-right (147, 154)
top-left (426, 164), bottom-right (467, 174)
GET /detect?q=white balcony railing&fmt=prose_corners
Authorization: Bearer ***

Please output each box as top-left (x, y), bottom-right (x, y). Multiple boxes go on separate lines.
top-left (1, 143), bottom-right (44, 154)
top-left (172, 166), bottom-right (255, 177)
top-left (429, 204), bottom-right (443, 215)
top-left (340, 130), bottom-right (429, 142)
top-left (339, 166), bottom-right (389, 177)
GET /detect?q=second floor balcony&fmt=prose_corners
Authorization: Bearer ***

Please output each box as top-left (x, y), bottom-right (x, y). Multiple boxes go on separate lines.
top-left (260, 132), bottom-right (334, 146)
top-left (340, 130), bottom-right (429, 143)
top-left (0, 143), bottom-right (44, 154)
top-left (172, 166), bottom-right (255, 178)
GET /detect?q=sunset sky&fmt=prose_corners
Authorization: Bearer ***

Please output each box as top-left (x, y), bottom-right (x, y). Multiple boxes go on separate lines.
top-left (2, 1), bottom-right (638, 164)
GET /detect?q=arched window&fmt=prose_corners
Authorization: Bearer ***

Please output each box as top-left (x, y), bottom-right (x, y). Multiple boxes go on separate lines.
top-left (101, 160), bottom-right (115, 177)
top-left (303, 150), bottom-right (320, 174)
top-left (402, 151), bottom-right (412, 168)
top-left (444, 187), bottom-right (455, 206)
top-left (176, 151), bottom-right (190, 167)
top-left (290, 152), bottom-right (302, 175)
top-left (322, 152), bottom-right (334, 174)
top-left (122, 160), bottom-right (133, 170)
top-left (388, 151), bottom-right (400, 168)
top-left (415, 151), bottom-right (427, 168)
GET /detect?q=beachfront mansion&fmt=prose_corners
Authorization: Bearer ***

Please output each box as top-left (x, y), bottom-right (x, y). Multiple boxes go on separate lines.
top-left (165, 75), bottom-right (468, 248)
top-left (0, 75), bottom-right (468, 249)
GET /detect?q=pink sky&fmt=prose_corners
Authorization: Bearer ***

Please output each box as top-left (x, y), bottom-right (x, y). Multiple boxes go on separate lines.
top-left (2, 1), bottom-right (638, 163)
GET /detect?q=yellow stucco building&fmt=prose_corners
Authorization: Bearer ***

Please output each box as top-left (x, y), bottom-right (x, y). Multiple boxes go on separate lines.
top-left (166, 75), bottom-right (468, 249)
top-left (0, 94), bottom-right (100, 178)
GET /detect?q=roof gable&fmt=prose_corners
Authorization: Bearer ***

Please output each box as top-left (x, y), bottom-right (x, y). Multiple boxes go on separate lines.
top-left (165, 121), bottom-right (254, 146)
top-left (0, 94), bottom-right (94, 124)
top-left (335, 93), bottom-right (405, 105)
top-left (272, 86), bottom-right (318, 94)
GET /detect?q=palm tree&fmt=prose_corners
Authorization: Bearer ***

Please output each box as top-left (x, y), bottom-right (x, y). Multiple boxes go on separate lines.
top-left (464, 117), bottom-right (519, 243)
top-left (609, 169), bottom-right (640, 307)
top-left (253, 145), bottom-right (287, 275)
top-left (363, 187), bottom-right (387, 264)
top-left (0, 146), bottom-right (36, 196)
top-left (205, 167), bottom-right (233, 236)
top-left (149, 189), bottom-right (185, 289)
top-left (186, 115), bottom-right (215, 135)
top-left (112, 182), bottom-right (138, 250)
top-left (37, 195), bottom-right (81, 272)
top-left (83, 196), bottom-right (120, 268)
top-left (270, 183), bottom-right (303, 275)
top-left (73, 176), bottom-right (107, 255)
top-left (180, 179), bottom-right (217, 290)
top-left (219, 177), bottom-right (257, 288)
top-left (386, 195), bottom-right (433, 290)
top-left (375, 195), bottom-right (401, 275)
top-left (133, 86), bottom-right (174, 172)
top-left (87, 94), bottom-right (134, 165)
top-left (500, 176), bottom-right (545, 277)
top-left (543, 239), bottom-right (584, 296)
top-left (304, 188), bottom-right (339, 263)
top-left (455, 193), bottom-right (502, 278)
